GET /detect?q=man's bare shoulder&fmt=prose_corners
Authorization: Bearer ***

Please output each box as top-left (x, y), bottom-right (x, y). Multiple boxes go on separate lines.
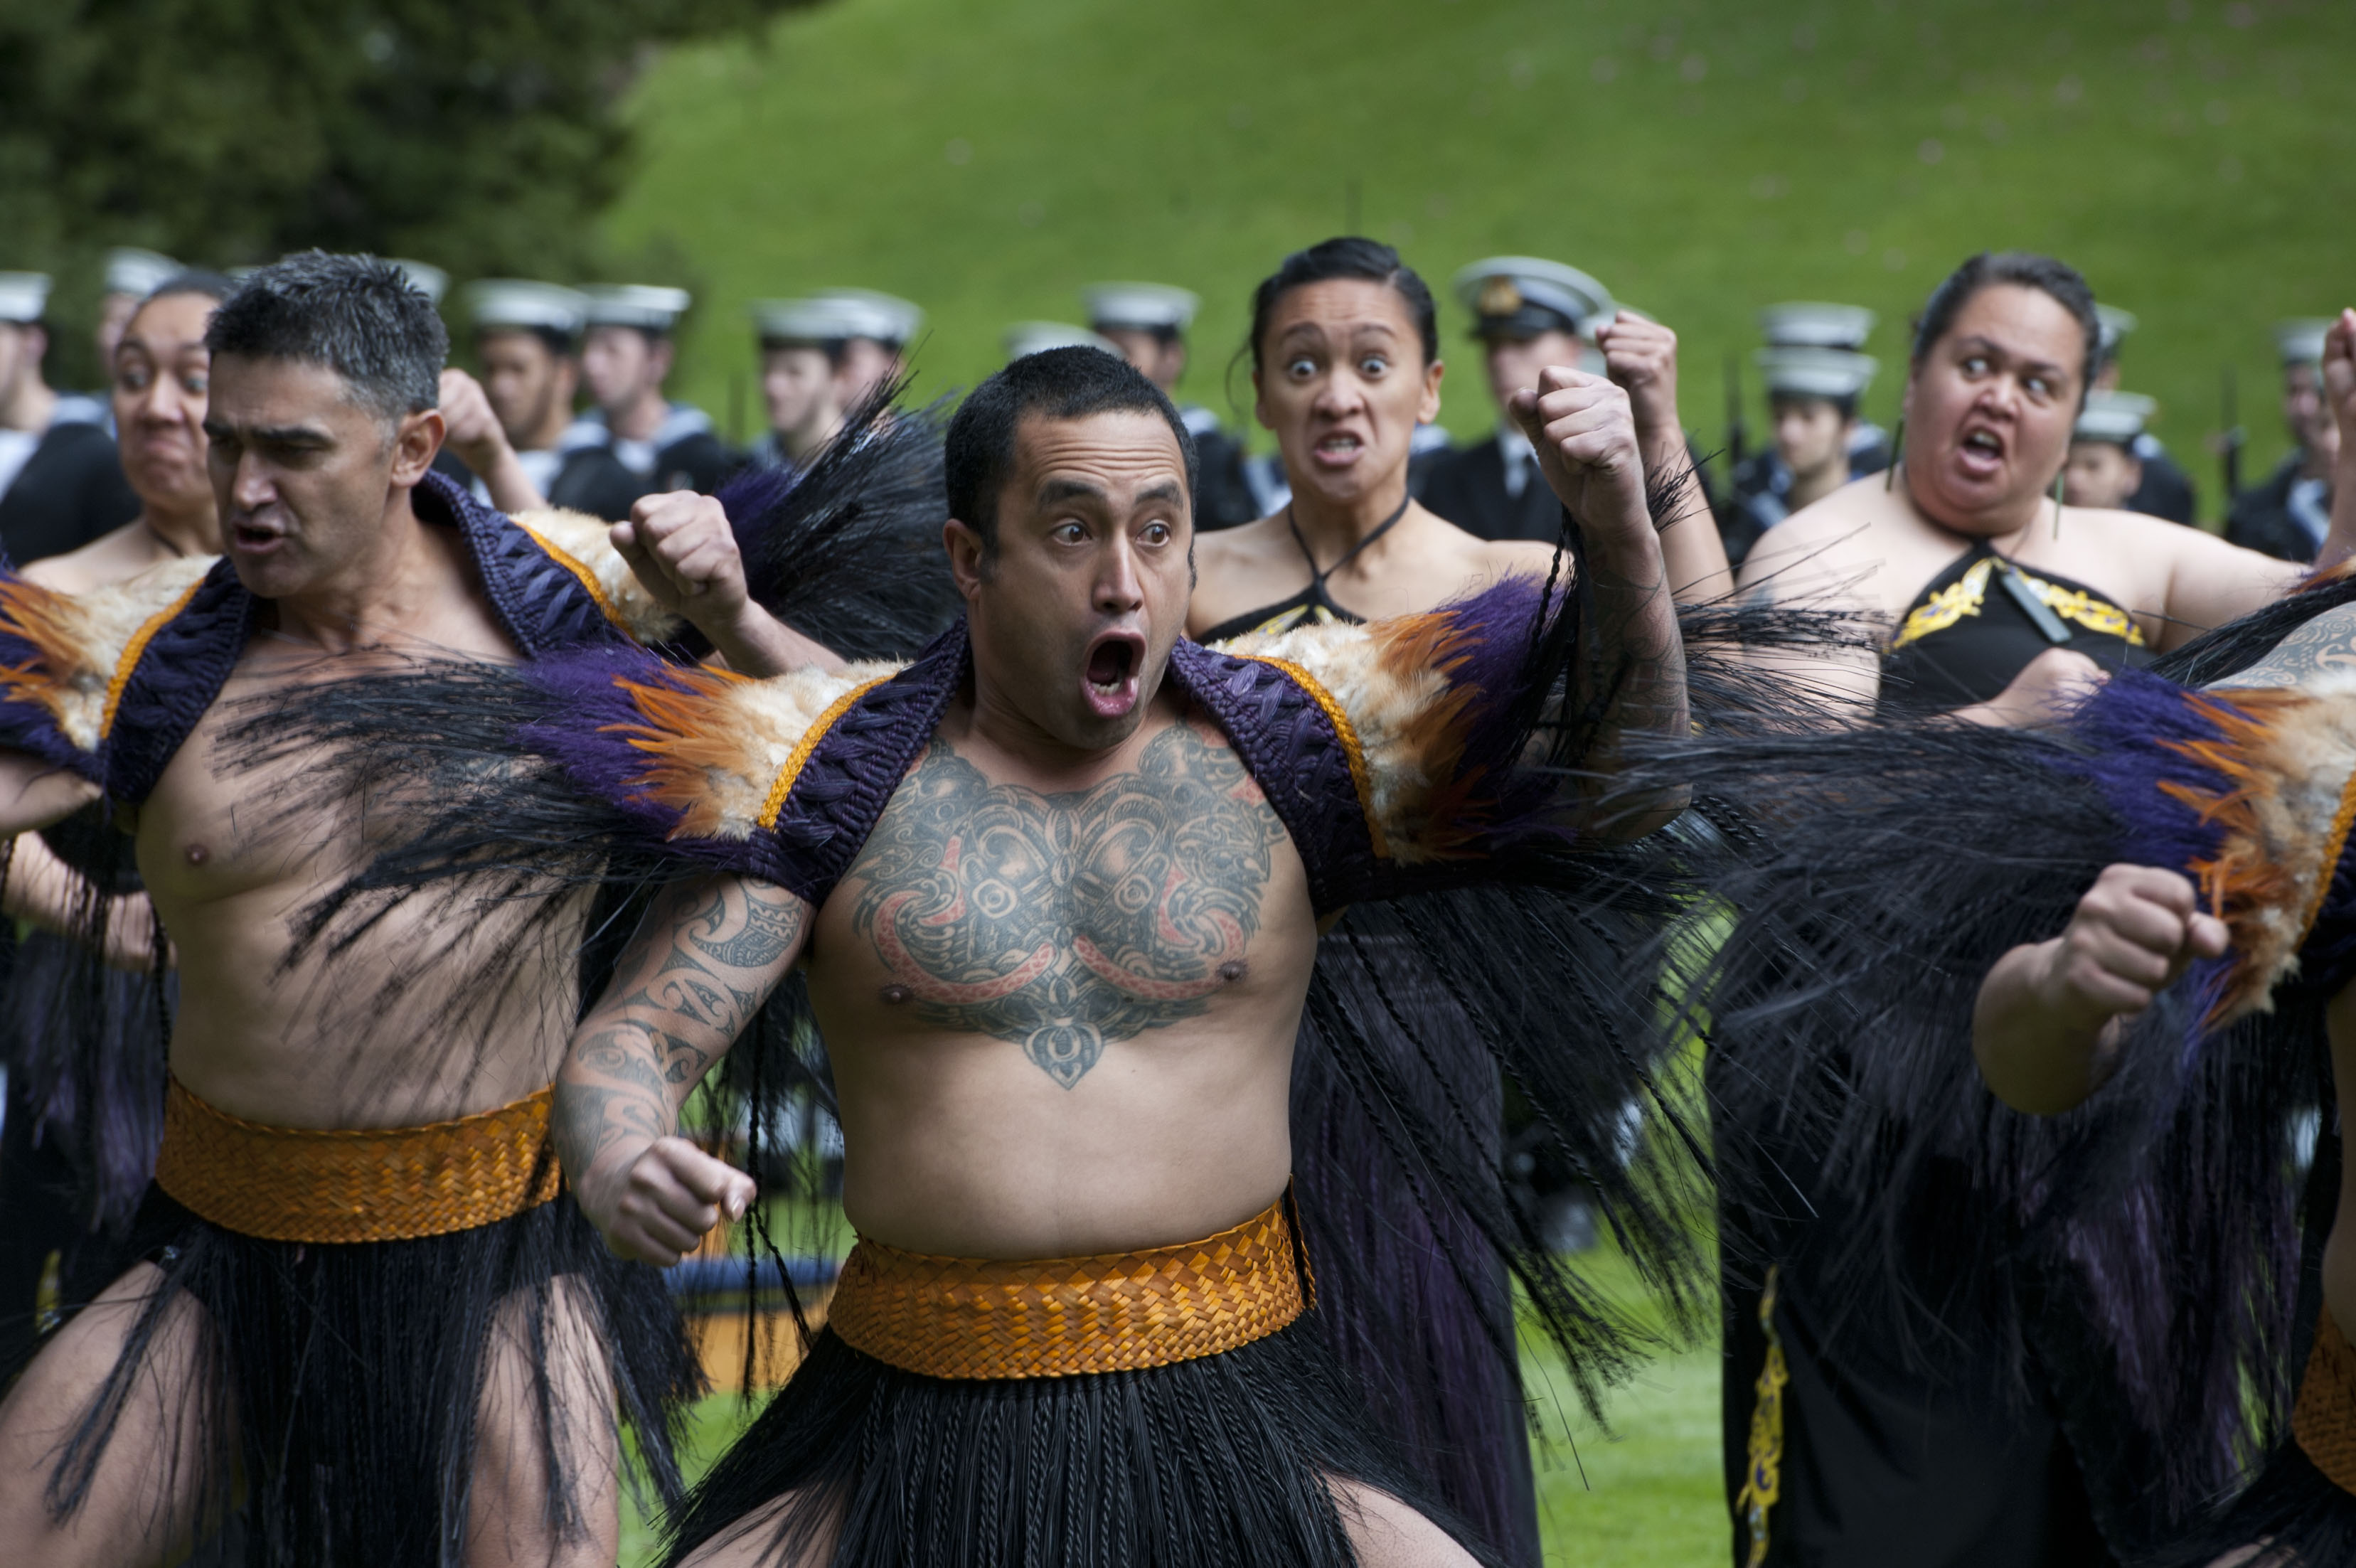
top-left (2211, 599), bottom-right (2356, 692)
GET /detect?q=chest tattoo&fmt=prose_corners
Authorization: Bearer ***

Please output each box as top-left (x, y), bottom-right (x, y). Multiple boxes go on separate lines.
top-left (845, 725), bottom-right (1285, 1087)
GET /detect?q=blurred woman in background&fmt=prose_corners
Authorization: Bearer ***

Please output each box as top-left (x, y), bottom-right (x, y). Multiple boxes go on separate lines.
top-left (0, 271), bottom-right (228, 1378)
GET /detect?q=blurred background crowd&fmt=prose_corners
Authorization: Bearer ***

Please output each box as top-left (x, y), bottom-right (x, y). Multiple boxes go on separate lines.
top-left (4, 0), bottom-right (2350, 573)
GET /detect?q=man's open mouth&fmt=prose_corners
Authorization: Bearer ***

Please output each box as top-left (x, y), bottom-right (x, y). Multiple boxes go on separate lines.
top-left (1082, 632), bottom-right (1144, 718)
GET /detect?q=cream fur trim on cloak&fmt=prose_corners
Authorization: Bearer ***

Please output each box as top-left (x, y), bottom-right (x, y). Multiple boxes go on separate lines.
top-left (513, 507), bottom-right (684, 646)
top-left (0, 555), bottom-right (218, 752)
top-left (613, 659), bottom-right (904, 841)
top-left (1215, 617), bottom-right (1465, 860)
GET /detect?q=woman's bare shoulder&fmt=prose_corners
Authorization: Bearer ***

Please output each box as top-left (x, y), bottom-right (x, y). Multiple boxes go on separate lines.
top-left (18, 523), bottom-right (156, 594)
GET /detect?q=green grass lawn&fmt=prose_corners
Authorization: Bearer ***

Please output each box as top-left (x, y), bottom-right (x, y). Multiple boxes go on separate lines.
top-left (607, 0), bottom-right (2356, 520)
top-left (620, 1240), bottom-right (1727, 1567)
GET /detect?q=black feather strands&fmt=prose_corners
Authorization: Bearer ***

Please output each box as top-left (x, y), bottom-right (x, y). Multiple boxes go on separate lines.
top-left (1596, 655), bottom-right (2338, 1535)
top-left (718, 379), bottom-right (960, 663)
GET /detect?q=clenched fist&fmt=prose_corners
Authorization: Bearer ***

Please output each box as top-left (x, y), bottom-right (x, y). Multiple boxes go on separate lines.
top-left (579, 1134), bottom-right (757, 1268)
top-left (2039, 864), bottom-right (2228, 1026)
top-left (1508, 367), bottom-right (1651, 548)
top-left (1594, 311), bottom-right (1683, 444)
top-left (614, 491), bottom-right (752, 629)
top-left (2325, 308), bottom-right (2356, 457)
top-left (1973, 863), bottom-right (2229, 1114)
top-left (437, 370), bottom-right (516, 485)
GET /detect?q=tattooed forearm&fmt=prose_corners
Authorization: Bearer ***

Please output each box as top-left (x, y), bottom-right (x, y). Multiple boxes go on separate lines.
top-left (553, 875), bottom-right (811, 1184)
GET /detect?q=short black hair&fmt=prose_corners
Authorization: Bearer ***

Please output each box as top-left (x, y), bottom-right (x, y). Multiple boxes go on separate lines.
top-left (479, 322), bottom-right (578, 361)
top-left (1248, 236), bottom-right (1440, 373)
top-left (1769, 390), bottom-right (1862, 422)
top-left (946, 346), bottom-right (1198, 551)
top-left (1912, 251), bottom-right (2101, 405)
top-left (206, 251), bottom-right (447, 424)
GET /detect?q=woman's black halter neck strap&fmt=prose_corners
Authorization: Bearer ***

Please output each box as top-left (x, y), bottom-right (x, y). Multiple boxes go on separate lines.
top-left (1285, 491), bottom-right (1414, 592)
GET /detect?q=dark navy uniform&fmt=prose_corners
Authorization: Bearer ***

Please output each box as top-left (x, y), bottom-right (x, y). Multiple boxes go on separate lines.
top-left (1423, 257), bottom-right (1614, 543)
top-left (0, 395), bottom-right (139, 563)
top-left (1421, 430), bottom-right (1557, 543)
top-left (2226, 321), bottom-right (2338, 562)
top-left (2227, 452), bottom-right (2331, 563)
top-left (1721, 323), bottom-right (1884, 566)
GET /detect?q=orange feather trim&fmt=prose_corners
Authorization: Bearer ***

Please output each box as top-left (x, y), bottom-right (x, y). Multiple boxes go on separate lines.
top-left (2157, 688), bottom-right (2356, 1023)
top-left (1369, 607), bottom-right (1490, 861)
top-left (606, 666), bottom-right (764, 841)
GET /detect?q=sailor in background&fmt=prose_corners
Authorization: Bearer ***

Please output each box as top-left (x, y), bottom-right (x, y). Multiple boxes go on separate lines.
top-left (1419, 256), bottom-right (1614, 543)
top-left (1720, 309), bottom-right (1883, 565)
top-left (578, 282), bottom-right (732, 498)
top-left (2227, 319), bottom-right (2340, 562)
top-left (2088, 304), bottom-right (2195, 523)
top-left (461, 279), bottom-right (643, 521)
top-left (746, 297), bottom-right (857, 478)
top-left (388, 258), bottom-right (449, 309)
top-left (1082, 282), bottom-right (1257, 529)
top-left (1002, 321), bottom-right (1120, 361)
top-left (806, 287), bottom-right (923, 411)
top-left (94, 248), bottom-right (181, 376)
top-left (0, 272), bottom-right (137, 563)
top-left (2061, 390), bottom-right (2160, 513)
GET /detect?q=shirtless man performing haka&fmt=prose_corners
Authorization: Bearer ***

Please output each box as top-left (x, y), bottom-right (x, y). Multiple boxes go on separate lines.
top-left (295, 342), bottom-right (1687, 1566)
top-left (0, 252), bottom-right (828, 1567)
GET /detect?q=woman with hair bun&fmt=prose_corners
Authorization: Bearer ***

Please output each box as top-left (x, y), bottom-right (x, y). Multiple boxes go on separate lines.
top-left (1188, 237), bottom-right (1723, 1567)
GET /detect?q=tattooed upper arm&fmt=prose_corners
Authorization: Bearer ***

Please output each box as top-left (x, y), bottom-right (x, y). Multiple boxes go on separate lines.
top-left (553, 875), bottom-right (811, 1179)
top-left (2212, 604), bottom-right (2356, 691)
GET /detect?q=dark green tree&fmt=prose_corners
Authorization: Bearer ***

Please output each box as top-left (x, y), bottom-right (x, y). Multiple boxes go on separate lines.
top-left (0, 0), bottom-right (811, 384)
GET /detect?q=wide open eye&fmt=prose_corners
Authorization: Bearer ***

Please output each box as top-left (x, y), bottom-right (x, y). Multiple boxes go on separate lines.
top-left (1358, 354), bottom-right (1390, 378)
top-left (1286, 356), bottom-right (1317, 381)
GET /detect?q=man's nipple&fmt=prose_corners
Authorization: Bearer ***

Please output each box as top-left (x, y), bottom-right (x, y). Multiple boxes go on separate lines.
top-left (879, 984), bottom-right (911, 1006)
top-left (183, 843), bottom-right (210, 867)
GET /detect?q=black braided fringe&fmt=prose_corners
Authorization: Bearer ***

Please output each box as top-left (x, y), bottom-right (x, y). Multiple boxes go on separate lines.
top-left (45, 1185), bottom-right (701, 1568)
top-left (661, 1318), bottom-right (1503, 1568)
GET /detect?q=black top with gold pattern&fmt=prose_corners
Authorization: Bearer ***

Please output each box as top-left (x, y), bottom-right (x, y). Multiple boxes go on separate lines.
top-left (1879, 540), bottom-right (2150, 715)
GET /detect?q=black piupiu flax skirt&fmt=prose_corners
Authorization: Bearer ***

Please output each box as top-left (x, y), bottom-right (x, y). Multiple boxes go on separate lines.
top-left (661, 1195), bottom-right (1503, 1568)
top-left (40, 1082), bottom-right (702, 1568)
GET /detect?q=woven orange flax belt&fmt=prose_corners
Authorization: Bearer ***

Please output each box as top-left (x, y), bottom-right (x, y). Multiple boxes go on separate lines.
top-left (827, 1195), bottom-right (1313, 1380)
top-left (153, 1078), bottom-right (563, 1244)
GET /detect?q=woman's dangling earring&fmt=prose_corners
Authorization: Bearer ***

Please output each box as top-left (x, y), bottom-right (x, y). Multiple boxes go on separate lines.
top-left (1885, 415), bottom-right (1905, 492)
top-left (2052, 470), bottom-right (2065, 538)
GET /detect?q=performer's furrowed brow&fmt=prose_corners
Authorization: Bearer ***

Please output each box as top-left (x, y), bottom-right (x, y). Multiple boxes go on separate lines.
top-left (204, 417), bottom-right (334, 450)
top-left (1037, 477), bottom-right (1185, 512)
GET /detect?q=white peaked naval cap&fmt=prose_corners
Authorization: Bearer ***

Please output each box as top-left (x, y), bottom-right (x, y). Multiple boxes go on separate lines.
top-left (1003, 321), bottom-right (1120, 362)
top-left (583, 284), bottom-right (693, 331)
top-left (1082, 282), bottom-right (1201, 333)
